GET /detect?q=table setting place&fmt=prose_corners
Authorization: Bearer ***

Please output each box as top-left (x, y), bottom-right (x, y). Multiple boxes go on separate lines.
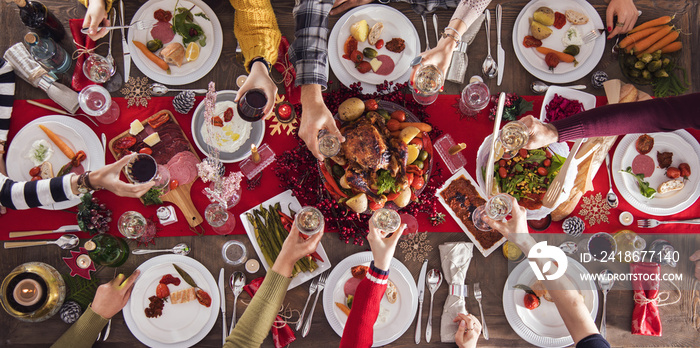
top-left (0, 0), bottom-right (698, 347)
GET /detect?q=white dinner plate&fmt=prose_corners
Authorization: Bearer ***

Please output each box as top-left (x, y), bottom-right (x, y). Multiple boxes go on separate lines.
top-left (611, 131), bottom-right (700, 215)
top-left (503, 257), bottom-right (598, 347)
top-left (6, 116), bottom-right (105, 210)
top-left (513, 0), bottom-right (605, 83)
top-left (239, 190), bottom-right (331, 290)
top-left (323, 252), bottom-right (417, 347)
top-left (328, 4), bottom-right (419, 93)
top-left (128, 0), bottom-right (223, 85)
top-left (191, 90), bottom-right (265, 163)
top-left (124, 255), bottom-right (220, 347)
top-left (538, 86), bottom-right (597, 122)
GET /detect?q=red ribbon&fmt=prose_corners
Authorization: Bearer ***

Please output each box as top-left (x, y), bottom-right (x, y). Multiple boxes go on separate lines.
top-left (69, 19), bottom-right (97, 92)
top-left (243, 277), bottom-right (296, 348)
top-left (630, 262), bottom-right (662, 336)
top-left (273, 36), bottom-right (301, 105)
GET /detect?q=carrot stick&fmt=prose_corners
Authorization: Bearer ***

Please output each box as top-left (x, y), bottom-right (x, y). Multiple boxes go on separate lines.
top-left (335, 302), bottom-right (351, 316)
top-left (660, 41), bottom-right (682, 53)
top-left (38, 124), bottom-right (75, 159)
top-left (132, 41), bottom-right (170, 72)
top-left (630, 25), bottom-right (673, 53)
top-left (637, 30), bottom-right (679, 56)
top-left (629, 15), bottom-right (673, 34)
top-left (535, 47), bottom-right (575, 63)
top-left (397, 122), bottom-right (432, 132)
top-left (619, 26), bottom-right (662, 49)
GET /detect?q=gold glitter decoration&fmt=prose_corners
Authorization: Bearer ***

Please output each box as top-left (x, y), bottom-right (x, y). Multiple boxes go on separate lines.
top-left (578, 192), bottom-right (611, 226)
top-left (266, 94), bottom-right (298, 136)
top-left (398, 231), bottom-right (433, 263)
top-left (120, 76), bottom-right (151, 107)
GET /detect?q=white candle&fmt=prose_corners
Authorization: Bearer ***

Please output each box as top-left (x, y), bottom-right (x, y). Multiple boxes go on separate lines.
top-left (13, 279), bottom-right (42, 307)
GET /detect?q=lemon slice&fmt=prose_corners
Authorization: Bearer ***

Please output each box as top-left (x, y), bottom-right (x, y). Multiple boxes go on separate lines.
top-left (186, 42), bottom-right (200, 62)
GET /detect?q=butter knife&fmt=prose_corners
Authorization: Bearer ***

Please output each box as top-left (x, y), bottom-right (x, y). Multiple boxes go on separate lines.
top-left (120, 0), bottom-right (130, 83)
top-left (9, 225), bottom-right (81, 238)
top-left (496, 4), bottom-right (505, 86)
top-left (219, 268), bottom-right (227, 345)
top-left (432, 13), bottom-right (439, 44)
top-left (414, 259), bottom-right (428, 344)
top-left (484, 93), bottom-right (506, 197)
top-left (421, 14), bottom-right (430, 50)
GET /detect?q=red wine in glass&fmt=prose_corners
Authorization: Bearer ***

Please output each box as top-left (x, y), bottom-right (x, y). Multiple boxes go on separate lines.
top-left (237, 89), bottom-right (267, 122)
top-left (127, 154), bottom-right (157, 183)
top-left (587, 232), bottom-right (616, 261)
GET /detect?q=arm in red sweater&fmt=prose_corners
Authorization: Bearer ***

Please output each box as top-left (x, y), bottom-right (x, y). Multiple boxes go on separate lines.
top-left (339, 261), bottom-right (389, 348)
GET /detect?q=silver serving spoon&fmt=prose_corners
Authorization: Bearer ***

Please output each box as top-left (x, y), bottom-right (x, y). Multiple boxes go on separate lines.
top-left (482, 9), bottom-right (497, 79)
top-left (530, 81), bottom-right (587, 94)
top-left (597, 269), bottom-right (614, 339)
top-left (425, 269), bottom-right (443, 342)
top-left (229, 271), bottom-right (245, 335)
top-left (605, 154), bottom-right (619, 208)
top-left (4, 234), bottom-right (80, 249)
top-left (149, 83), bottom-right (208, 96)
top-left (132, 243), bottom-right (191, 256)
top-left (410, 55), bottom-right (423, 67)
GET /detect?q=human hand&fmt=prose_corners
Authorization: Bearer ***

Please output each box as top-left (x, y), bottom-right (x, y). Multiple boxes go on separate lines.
top-left (606, 0), bottom-right (639, 38)
top-left (484, 195), bottom-right (535, 251)
top-left (82, 0), bottom-right (110, 40)
top-left (299, 85), bottom-right (344, 160)
top-left (329, 0), bottom-right (373, 16)
top-left (690, 250), bottom-right (700, 281)
top-left (90, 153), bottom-right (155, 198)
top-left (91, 270), bottom-right (140, 319)
top-left (519, 115), bottom-right (559, 149)
top-left (409, 38), bottom-right (456, 87)
top-left (367, 219), bottom-right (406, 271)
top-left (273, 224), bottom-right (324, 277)
top-left (235, 60), bottom-right (278, 118)
top-left (453, 313), bottom-right (482, 348)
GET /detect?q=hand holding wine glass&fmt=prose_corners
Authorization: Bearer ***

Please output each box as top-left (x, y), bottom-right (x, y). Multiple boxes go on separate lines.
top-left (235, 60), bottom-right (277, 122)
top-left (519, 115), bottom-right (559, 150)
top-left (87, 153), bottom-right (155, 198)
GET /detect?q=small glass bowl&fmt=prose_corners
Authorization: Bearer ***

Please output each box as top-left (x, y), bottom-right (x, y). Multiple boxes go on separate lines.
top-left (221, 240), bottom-right (247, 265)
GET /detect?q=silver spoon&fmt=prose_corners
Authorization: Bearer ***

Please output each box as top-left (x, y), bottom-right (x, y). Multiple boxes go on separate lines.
top-left (149, 83), bottom-right (208, 96)
top-left (605, 154), bottom-right (619, 208)
top-left (597, 269), bottom-right (614, 339)
top-left (530, 81), bottom-right (587, 94)
top-left (482, 9), bottom-right (497, 79)
top-left (4, 234), bottom-right (80, 249)
top-left (132, 243), bottom-right (191, 256)
top-left (229, 271), bottom-right (245, 335)
top-left (425, 269), bottom-right (442, 343)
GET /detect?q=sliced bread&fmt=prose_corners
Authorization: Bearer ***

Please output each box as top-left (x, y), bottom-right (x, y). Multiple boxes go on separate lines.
top-left (565, 10), bottom-right (589, 25)
top-left (368, 22), bottom-right (384, 45)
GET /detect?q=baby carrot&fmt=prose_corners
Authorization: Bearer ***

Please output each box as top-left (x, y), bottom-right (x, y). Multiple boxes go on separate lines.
top-left (630, 25), bottom-right (673, 54)
top-left (397, 122), bottom-right (432, 132)
top-left (628, 15), bottom-right (672, 34)
top-left (535, 47), bottom-right (576, 63)
top-left (660, 41), bottom-right (682, 53)
top-left (637, 30), bottom-right (679, 56)
top-left (38, 124), bottom-right (75, 159)
top-left (619, 26), bottom-right (662, 49)
top-left (335, 302), bottom-right (351, 316)
top-left (132, 41), bottom-right (170, 73)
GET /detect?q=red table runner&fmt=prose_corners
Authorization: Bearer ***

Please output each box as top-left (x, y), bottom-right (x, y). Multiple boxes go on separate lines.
top-left (3, 94), bottom-right (700, 241)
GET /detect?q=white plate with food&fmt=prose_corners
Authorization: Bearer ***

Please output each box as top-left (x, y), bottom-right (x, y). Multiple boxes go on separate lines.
top-left (191, 90), bottom-right (265, 163)
top-left (611, 131), bottom-right (700, 216)
top-left (328, 4), bottom-right (419, 93)
top-left (503, 257), bottom-right (598, 347)
top-left (436, 167), bottom-right (505, 257)
top-left (323, 251), bottom-right (417, 347)
top-left (239, 189), bottom-right (331, 290)
top-left (124, 254), bottom-right (220, 347)
top-left (6, 116), bottom-right (104, 210)
top-left (513, 0), bottom-right (604, 83)
top-left (128, 0), bottom-right (223, 85)
top-left (538, 86), bottom-right (597, 122)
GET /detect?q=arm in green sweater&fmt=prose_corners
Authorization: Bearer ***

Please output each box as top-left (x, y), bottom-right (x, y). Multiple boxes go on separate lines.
top-left (224, 270), bottom-right (291, 348)
top-left (51, 307), bottom-right (109, 348)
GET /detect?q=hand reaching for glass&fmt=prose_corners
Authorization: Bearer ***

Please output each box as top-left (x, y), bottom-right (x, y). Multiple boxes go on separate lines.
top-left (235, 60), bottom-right (278, 119)
top-left (272, 224), bottom-right (324, 277)
top-left (367, 219), bottom-right (406, 271)
top-left (89, 153), bottom-right (155, 198)
top-left (91, 270), bottom-right (140, 319)
top-left (298, 85), bottom-right (345, 160)
top-left (82, 0), bottom-right (110, 40)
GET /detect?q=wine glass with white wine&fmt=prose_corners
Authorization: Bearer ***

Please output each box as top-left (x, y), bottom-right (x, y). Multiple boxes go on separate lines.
top-left (472, 193), bottom-right (514, 231)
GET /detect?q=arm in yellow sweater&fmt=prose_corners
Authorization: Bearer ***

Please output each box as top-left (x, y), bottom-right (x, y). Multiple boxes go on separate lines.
top-left (229, 0), bottom-right (281, 72)
top-left (51, 307), bottom-right (109, 348)
top-left (78, 0), bottom-right (113, 12)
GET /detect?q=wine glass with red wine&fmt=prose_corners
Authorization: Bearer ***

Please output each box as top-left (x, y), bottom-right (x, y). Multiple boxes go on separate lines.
top-left (237, 88), bottom-right (267, 122)
top-left (126, 154), bottom-right (170, 190)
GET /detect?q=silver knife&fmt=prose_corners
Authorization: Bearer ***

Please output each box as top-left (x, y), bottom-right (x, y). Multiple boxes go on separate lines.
top-left (414, 259), bottom-right (428, 344)
top-left (484, 93), bottom-right (506, 197)
top-left (432, 13), bottom-right (439, 44)
top-left (120, 0), bottom-right (130, 83)
top-left (219, 268), bottom-right (227, 345)
top-left (496, 4), bottom-right (505, 86)
top-left (421, 14), bottom-right (430, 50)
top-left (9, 225), bottom-right (81, 238)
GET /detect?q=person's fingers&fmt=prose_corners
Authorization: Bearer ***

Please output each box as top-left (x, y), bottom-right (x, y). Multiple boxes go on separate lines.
top-left (326, 119), bottom-right (345, 142)
top-left (454, 320), bottom-right (467, 345)
top-left (608, 21), bottom-right (623, 39)
top-left (623, 15), bottom-right (636, 33)
top-left (305, 229), bottom-right (324, 252)
top-left (121, 270), bottom-right (140, 290)
top-left (83, 15), bottom-right (91, 30)
top-left (389, 224), bottom-right (406, 245)
top-left (111, 273), bottom-right (126, 287)
top-left (690, 250), bottom-right (700, 262)
top-left (453, 313), bottom-right (469, 322)
top-left (263, 90), bottom-right (277, 116)
top-left (605, 7), bottom-right (615, 36)
top-left (116, 152), bottom-right (137, 168)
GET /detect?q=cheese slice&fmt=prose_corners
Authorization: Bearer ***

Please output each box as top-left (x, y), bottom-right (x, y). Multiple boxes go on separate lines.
top-left (143, 132), bottom-right (161, 146)
top-left (369, 58), bottom-right (382, 72)
top-left (129, 120), bottom-right (144, 135)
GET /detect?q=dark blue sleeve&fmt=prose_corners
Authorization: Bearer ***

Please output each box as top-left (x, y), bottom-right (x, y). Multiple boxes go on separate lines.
top-left (576, 334), bottom-right (611, 348)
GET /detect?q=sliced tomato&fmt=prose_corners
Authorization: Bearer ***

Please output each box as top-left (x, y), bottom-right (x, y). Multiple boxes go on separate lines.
top-left (139, 148), bottom-right (153, 155)
top-left (223, 107), bottom-right (234, 122)
top-left (368, 200), bottom-right (385, 211)
top-left (196, 289), bottom-right (212, 307)
top-left (114, 136), bottom-right (136, 150)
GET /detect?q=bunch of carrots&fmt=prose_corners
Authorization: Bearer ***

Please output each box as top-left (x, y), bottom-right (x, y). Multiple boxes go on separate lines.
top-left (619, 15), bottom-right (682, 56)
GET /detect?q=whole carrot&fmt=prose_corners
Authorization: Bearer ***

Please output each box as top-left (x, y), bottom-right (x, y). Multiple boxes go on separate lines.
top-left (660, 41), bottom-right (682, 53)
top-left (628, 15), bottom-right (672, 34)
top-left (535, 47), bottom-right (576, 63)
top-left (637, 30), bottom-right (679, 56)
top-left (132, 41), bottom-right (170, 73)
top-left (397, 122), bottom-right (432, 132)
top-left (619, 26), bottom-right (662, 49)
top-left (630, 25), bottom-right (673, 54)
top-left (38, 124), bottom-right (75, 159)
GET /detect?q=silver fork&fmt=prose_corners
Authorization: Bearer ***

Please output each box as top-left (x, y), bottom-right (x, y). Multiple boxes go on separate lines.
top-left (473, 283), bottom-right (488, 340)
top-left (302, 271), bottom-right (329, 337)
top-left (296, 277), bottom-right (319, 331)
top-left (106, 8), bottom-right (116, 68)
top-left (80, 20), bottom-right (157, 34)
top-left (638, 218), bottom-right (700, 228)
top-left (583, 29), bottom-right (604, 44)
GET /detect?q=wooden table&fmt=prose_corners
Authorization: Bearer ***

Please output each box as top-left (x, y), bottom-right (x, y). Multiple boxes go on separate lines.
top-left (1, 0), bottom-right (699, 347)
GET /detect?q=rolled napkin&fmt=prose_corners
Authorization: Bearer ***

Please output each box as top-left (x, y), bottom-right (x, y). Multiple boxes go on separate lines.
top-left (630, 262), bottom-right (662, 336)
top-left (69, 18), bottom-right (97, 92)
top-left (274, 36), bottom-right (300, 105)
top-left (439, 242), bottom-right (474, 342)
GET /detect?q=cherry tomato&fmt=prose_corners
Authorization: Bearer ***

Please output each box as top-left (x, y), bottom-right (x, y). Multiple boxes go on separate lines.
top-left (522, 35), bottom-right (542, 48)
top-left (545, 52), bottom-right (560, 71)
top-left (537, 167), bottom-right (548, 176)
top-left (356, 61), bottom-right (371, 74)
top-left (196, 289), bottom-right (212, 307)
top-left (409, 138), bottom-right (423, 150)
top-left (545, 149), bottom-right (553, 159)
top-left (139, 148), bottom-right (153, 155)
top-left (364, 99), bottom-right (379, 111)
top-left (169, 179), bottom-right (179, 190)
top-left (375, 39), bottom-right (384, 49)
top-left (386, 119), bottom-right (400, 131)
top-left (31, 175), bottom-right (42, 181)
top-left (666, 167), bottom-right (680, 179)
top-left (350, 50), bottom-right (363, 64)
top-left (29, 166), bottom-right (41, 177)
top-left (679, 163), bottom-right (691, 177)
top-left (368, 200), bottom-right (385, 211)
top-left (223, 107), bottom-right (234, 122)
top-left (498, 167), bottom-right (507, 178)
top-left (519, 148), bottom-right (529, 159)
top-left (386, 191), bottom-right (401, 201)
top-left (156, 283), bottom-right (170, 299)
top-left (498, 159), bottom-right (506, 167)
top-left (543, 159), bottom-right (551, 167)
top-left (411, 175), bottom-right (425, 190)
top-left (524, 293), bottom-right (540, 310)
top-left (390, 110), bottom-right (406, 122)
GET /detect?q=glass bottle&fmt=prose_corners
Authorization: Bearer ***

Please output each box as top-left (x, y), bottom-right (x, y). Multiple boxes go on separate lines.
top-left (24, 32), bottom-right (70, 74)
top-left (84, 234), bottom-right (130, 267)
top-left (446, 41), bottom-right (468, 84)
top-left (11, 0), bottom-right (65, 42)
top-left (613, 230), bottom-right (646, 261)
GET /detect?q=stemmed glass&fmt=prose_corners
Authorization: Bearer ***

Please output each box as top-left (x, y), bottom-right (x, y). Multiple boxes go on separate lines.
top-left (82, 53), bottom-right (115, 83)
top-left (118, 211), bottom-right (148, 239)
top-left (499, 121), bottom-right (530, 154)
top-left (318, 129), bottom-right (341, 158)
top-left (459, 78), bottom-right (490, 116)
top-left (78, 85), bottom-right (120, 124)
top-left (472, 193), bottom-right (513, 231)
top-left (412, 64), bottom-right (444, 105)
top-left (205, 203), bottom-right (236, 235)
top-left (125, 154), bottom-right (170, 192)
top-left (371, 208), bottom-right (402, 233)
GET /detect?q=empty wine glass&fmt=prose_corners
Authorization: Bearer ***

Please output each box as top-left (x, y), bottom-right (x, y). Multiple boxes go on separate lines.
top-left (472, 193), bottom-right (513, 231)
top-left (412, 64), bottom-right (444, 105)
top-left (82, 53), bottom-right (115, 83)
top-left (78, 85), bottom-right (120, 124)
top-left (459, 78), bottom-right (490, 116)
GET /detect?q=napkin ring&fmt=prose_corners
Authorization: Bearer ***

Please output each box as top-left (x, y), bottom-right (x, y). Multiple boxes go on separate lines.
top-left (449, 284), bottom-right (469, 297)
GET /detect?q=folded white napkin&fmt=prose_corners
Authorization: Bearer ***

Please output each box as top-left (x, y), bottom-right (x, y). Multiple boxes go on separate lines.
top-left (439, 242), bottom-right (474, 342)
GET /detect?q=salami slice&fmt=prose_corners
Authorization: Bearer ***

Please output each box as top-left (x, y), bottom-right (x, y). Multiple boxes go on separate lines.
top-left (375, 55), bottom-right (395, 76)
top-left (166, 151), bottom-right (200, 185)
top-left (631, 154), bottom-right (655, 177)
top-left (151, 21), bottom-right (175, 44)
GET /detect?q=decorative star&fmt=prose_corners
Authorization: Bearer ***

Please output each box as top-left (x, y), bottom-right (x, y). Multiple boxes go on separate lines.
top-left (578, 192), bottom-right (611, 226)
top-left (398, 231), bottom-right (433, 263)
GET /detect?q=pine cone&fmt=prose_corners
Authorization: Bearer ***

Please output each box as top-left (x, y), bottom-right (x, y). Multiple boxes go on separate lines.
top-left (562, 216), bottom-right (585, 237)
top-left (59, 301), bottom-right (82, 324)
top-left (173, 91), bottom-right (196, 114)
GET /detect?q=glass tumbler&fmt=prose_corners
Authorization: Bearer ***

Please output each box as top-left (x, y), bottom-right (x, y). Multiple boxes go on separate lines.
top-left (78, 85), bottom-right (120, 124)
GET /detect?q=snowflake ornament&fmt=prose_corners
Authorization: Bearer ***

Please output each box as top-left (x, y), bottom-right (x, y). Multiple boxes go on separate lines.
top-left (398, 231), bottom-right (433, 263)
top-left (578, 192), bottom-right (611, 226)
top-left (267, 94), bottom-right (298, 136)
top-left (120, 76), bottom-right (151, 107)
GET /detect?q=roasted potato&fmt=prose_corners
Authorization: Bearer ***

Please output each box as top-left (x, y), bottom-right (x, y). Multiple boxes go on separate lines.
top-left (399, 126), bottom-right (421, 144)
top-left (393, 187), bottom-right (412, 208)
top-left (533, 7), bottom-right (555, 26)
top-left (338, 97), bottom-right (365, 121)
top-left (346, 193), bottom-right (368, 213)
top-left (530, 21), bottom-right (553, 40)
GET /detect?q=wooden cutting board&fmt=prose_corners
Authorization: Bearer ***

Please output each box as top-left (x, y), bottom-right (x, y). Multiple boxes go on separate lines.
top-left (108, 110), bottom-right (203, 227)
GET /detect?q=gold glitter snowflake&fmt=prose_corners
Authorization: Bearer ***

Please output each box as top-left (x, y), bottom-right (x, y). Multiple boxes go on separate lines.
top-left (578, 192), bottom-right (611, 226)
top-left (120, 76), bottom-right (151, 107)
top-left (266, 94), bottom-right (297, 136)
top-left (398, 231), bottom-right (433, 263)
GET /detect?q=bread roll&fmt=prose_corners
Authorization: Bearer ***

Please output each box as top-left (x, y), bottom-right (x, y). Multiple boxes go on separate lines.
top-left (368, 22), bottom-right (384, 45)
top-left (565, 10), bottom-right (589, 25)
